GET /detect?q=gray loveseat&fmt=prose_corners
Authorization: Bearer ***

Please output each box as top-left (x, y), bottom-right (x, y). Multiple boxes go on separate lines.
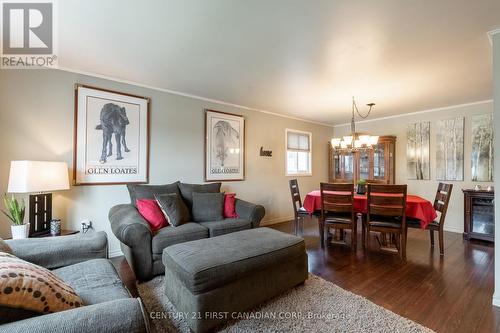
top-left (109, 181), bottom-right (265, 281)
top-left (0, 232), bottom-right (148, 333)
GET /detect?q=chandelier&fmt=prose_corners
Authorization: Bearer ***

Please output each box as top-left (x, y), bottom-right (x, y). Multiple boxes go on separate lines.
top-left (331, 97), bottom-right (379, 152)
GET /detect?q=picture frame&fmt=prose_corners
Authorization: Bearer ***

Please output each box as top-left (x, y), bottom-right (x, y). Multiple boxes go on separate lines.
top-left (471, 114), bottom-right (494, 182)
top-left (205, 109), bottom-right (245, 181)
top-left (436, 117), bottom-right (464, 181)
top-left (73, 84), bottom-right (150, 185)
top-left (406, 121), bottom-right (430, 180)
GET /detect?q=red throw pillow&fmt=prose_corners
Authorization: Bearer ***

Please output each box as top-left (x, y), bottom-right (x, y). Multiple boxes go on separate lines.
top-left (224, 193), bottom-right (239, 218)
top-left (136, 199), bottom-right (168, 231)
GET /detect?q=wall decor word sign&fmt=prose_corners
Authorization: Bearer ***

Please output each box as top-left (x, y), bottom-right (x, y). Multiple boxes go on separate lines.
top-left (260, 147), bottom-right (272, 157)
top-left (74, 85), bottom-right (150, 185)
top-left (205, 109), bottom-right (245, 181)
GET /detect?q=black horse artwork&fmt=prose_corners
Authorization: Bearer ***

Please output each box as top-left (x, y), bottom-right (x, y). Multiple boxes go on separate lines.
top-left (95, 103), bottom-right (130, 163)
top-left (213, 120), bottom-right (239, 167)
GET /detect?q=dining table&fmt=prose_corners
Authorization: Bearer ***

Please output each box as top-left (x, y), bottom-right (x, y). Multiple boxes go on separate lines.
top-left (302, 190), bottom-right (437, 229)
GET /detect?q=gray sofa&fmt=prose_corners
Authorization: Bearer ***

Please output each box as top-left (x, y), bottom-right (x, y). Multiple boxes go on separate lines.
top-left (0, 232), bottom-right (148, 333)
top-left (109, 181), bottom-right (266, 281)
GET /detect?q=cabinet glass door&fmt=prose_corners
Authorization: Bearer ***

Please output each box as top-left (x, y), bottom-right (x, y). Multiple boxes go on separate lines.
top-left (359, 151), bottom-right (369, 180)
top-left (344, 153), bottom-right (354, 181)
top-left (333, 151), bottom-right (341, 179)
top-left (471, 197), bottom-right (495, 236)
top-left (373, 144), bottom-right (385, 180)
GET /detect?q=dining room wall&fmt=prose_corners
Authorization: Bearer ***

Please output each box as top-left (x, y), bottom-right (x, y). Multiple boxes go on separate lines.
top-left (333, 100), bottom-right (494, 234)
top-left (491, 30), bottom-right (500, 307)
top-left (0, 69), bottom-right (333, 256)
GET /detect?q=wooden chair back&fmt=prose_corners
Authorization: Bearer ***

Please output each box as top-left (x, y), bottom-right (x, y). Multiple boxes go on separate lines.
top-left (367, 184), bottom-right (407, 218)
top-left (364, 179), bottom-right (387, 185)
top-left (320, 182), bottom-right (354, 215)
top-left (433, 182), bottom-right (453, 225)
top-left (289, 179), bottom-right (302, 214)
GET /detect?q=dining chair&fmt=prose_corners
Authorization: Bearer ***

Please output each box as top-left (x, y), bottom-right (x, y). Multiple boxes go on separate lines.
top-left (366, 184), bottom-right (407, 259)
top-left (319, 182), bottom-right (356, 249)
top-left (289, 179), bottom-right (310, 235)
top-left (406, 183), bottom-right (453, 255)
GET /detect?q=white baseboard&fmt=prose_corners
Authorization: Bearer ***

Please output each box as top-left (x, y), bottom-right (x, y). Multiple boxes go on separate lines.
top-left (443, 226), bottom-right (463, 234)
top-left (261, 216), bottom-right (294, 226)
top-left (108, 249), bottom-right (124, 258)
top-left (493, 293), bottom-right (500, 307)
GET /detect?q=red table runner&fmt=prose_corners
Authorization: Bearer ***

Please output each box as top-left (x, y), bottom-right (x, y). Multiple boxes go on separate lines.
top-left (302, 190), bottom-right (437, 229)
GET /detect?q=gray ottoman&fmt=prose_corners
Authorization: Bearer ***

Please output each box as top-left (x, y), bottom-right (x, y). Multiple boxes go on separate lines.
top-left (162, 227), bottom-right (308, 333)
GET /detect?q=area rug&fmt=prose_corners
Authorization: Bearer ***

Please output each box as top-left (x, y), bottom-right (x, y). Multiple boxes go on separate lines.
top-left (137, 274), bottom-right (434, 333)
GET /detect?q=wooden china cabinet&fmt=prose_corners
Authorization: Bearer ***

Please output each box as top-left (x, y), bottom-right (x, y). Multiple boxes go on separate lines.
top-left (328, 136), bottom-right (396, 184)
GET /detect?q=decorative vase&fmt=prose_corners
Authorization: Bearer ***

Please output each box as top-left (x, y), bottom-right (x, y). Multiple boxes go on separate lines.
top-left (50, 219), bottom-right (61, 236)
top-left (356, 184), bottom-right (366, 195)
top-left (11, 223), bottom-right (30, 239)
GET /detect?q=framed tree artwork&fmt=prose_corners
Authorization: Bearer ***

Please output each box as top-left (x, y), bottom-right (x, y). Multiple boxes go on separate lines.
top-left (471, 114), bottom-right (494, 181)
top-left (436, 117), bottom-right (464, 181)
top-left (74, 84), bottom-right (150, 185)
top-left (205, 109), bottom-right (245, 181)
top-left (406, 121), bottom-right (430, 180)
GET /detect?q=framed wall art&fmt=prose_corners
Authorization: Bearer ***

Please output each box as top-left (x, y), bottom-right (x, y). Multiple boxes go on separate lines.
top-left (471, 114), bottom-right (494, 182)
top-left (406, 121), bottom-right (430, 180)
top-left (205, 109), bottom-right (245, 181)
top-left (74, 84), bottom-right (150, 185)
top-left (436, 117), bottom-right (464, 181)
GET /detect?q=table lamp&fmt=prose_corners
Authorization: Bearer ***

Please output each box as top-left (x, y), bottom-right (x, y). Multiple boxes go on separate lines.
top-left (7, 161), bottom-right (70, 236)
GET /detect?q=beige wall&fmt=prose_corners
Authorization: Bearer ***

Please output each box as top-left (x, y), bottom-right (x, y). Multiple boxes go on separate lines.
top-left (0, 69), bottom-right (332, 256)
top-left (333, 101), bottom-right (493, 233)
top-left (492, 32), bottom-right (500, 307)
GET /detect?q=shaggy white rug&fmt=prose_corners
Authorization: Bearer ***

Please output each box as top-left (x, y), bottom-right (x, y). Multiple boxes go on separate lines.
top-left (137, 274), bottom-right (434, 333)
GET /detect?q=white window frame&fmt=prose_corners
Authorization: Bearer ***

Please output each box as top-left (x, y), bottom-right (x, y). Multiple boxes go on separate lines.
top-left (285, 128), bottom-right (312, 176)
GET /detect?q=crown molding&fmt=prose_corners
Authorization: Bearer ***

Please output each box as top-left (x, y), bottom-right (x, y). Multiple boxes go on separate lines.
top-left (488, 29), bottom-right (500, 45)
top-left (56, 67), bottom-right (333, 128)
top-left (333, 99), bottom-right (493, 128)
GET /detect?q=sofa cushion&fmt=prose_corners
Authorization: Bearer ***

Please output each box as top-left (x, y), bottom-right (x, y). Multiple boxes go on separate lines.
top-left (162, 228), bottom-right (305, 294)
top-left (192, 192), bottom-right (224, 222)
top-left (155, 193), bottom-right (190, 227)
top-left (178, 182), bottom-right (221, 212)
top-left (136, 199), bottom-right (168, 231)
top-left (0, 252), bottom-right (83, 318)
top-left (53, 259), bottom-right (130, 305)
top-left (127, 181), bottom-right (180, 207)
top-left (151, 223), bottom-right (209, 254)
top-left (199, 218), bottom-right (252, 237)
top-left (224, 193), bottom-right (238, 218)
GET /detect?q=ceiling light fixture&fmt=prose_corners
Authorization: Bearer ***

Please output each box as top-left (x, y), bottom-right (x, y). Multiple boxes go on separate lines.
top-left (331, 97), bottom-right (378, 152)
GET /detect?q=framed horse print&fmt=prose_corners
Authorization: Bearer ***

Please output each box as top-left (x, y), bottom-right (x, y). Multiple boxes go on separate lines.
top-left (74, 84), bottom-right (150, 185)
top-left (205, 110), bottom-right (245, 181)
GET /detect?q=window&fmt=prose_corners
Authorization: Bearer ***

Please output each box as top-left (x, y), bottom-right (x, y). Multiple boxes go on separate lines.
top-left (286, 129), bottom-right (312, 176)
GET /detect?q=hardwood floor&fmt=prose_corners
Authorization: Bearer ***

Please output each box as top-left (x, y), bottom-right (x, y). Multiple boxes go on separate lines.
top-left (111, 219), bottom-right (500, 333)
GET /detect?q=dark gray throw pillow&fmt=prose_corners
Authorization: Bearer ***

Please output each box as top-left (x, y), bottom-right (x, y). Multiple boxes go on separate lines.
top-left (179, 182), bottom-right (222, 211)
top-left (127, 181), bottom-right (180, 207)
top-left (155, 193), bottom-right (190, 227)
top-left (192, 192), bottom-right (224, 222)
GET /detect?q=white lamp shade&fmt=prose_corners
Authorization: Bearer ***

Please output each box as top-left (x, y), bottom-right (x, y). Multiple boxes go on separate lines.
top-left (359, 135), bottom-right (370, 145)
top-left (369, 136), bottom-right (379, 145)
top-left (7, 161), bottom-right (70, 193)
top-left (343, 136), bottom-right (353, 145)
top-left (331, 138), bottom-right (341, 147)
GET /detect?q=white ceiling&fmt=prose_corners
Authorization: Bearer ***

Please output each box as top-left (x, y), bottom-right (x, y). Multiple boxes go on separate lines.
top-left (58, 0), bottom-right (500, 125)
